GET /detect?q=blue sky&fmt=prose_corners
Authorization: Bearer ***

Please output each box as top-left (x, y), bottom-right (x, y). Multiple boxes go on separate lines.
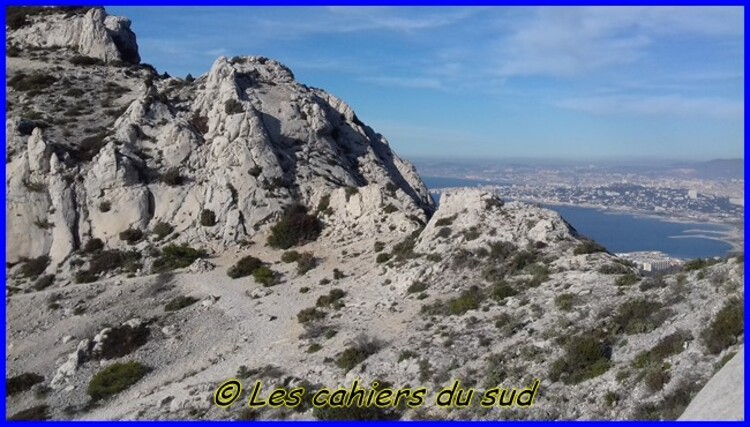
top-left (106, 6), bottom-right (744, 161)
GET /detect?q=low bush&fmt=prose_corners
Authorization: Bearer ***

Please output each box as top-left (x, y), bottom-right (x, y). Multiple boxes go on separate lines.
top-left (227, 255), bottom-right (263, 279)
top-left (99, 201), bottom-right (111, 212)
top-left (253, 266), bottom-right (278, 287)
top-left (6, 372), bottom-right (44, 396)
top-left (316, 289), bottom-right (346, 309)
top-left (33, 274), bottom-right (55, 291)
top-left (8, 405), bottom-right (49, 421)
top-left (383, 204), bottom-right (398, 214)
top-left (152, 222), bottom-right (174, 240)
top-left (701, 298), bottom-right (743, 354)
top-left (296, 252), bottom-right (316, 274)
top-left (83, 238), bottom-right (104, 253)
top-left (267, 205), bottom-right (322, 249)
top-left (436, 227), bottom-right (451, 238)
top-left (164, 295), bottom-right (199, 312)
top-left (555, 293), bottom-right (576, 311)
top-left (69, 55), bottom-right (102, 66)
top-left (297, 307), bottom-right (326, 324)
top-left (598, 263), bottom-right (631, 275)
top-left (87, 361), bottom-right (151, 401)
top-left (95, 324), bottom-right (150, 360)
top-left (281, 251), bottom-right (300, 263)
top-left (119, 228), bottom-right (144, 244)
top-left (491, 281), bottom-right (517, 301)
top-left (336, 337), bottom-right (381, 372)
top-left (160, 167), bottom-right (184, 186)
top-left (615, 273), bottom-right (640, 287)
top-left (200, 209), bottom-right (217, 227)
top-left (190, 114), bottom-right (209, 134)
top-left (152, 244), bottom-right (206, 273)
top-left (612, 299), bottom-right (670, 335)
top-left (549, 335), bottom-right (611, 384)
top-left (376, 253), bottom-right (391, 264)
top-left (574, 240), bottom-right (607, 255)
top-left (8, 72), bottom-right (57, 92)
top-left (434, 215), bottom-right (456, 227)
top-left (88, 249), bottom-right (141, 276)
top-left (20, 255), bottom-right (49, 278)
top-left (407, 281), bottom-right (428, 294)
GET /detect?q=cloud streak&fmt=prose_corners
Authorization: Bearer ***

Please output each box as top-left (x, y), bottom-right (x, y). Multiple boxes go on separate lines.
top-left (553, 95), bottom-right (744, 120)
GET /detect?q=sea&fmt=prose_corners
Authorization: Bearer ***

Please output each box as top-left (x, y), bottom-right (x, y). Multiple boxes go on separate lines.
top-left (422, 176), bottom-right (735, 260)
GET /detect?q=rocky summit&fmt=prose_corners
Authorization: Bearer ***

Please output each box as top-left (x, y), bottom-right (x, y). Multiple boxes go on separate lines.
top-left (5, 7), bottom-right (744, 421)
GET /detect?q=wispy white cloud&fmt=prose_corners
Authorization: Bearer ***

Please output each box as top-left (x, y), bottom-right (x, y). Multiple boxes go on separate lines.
top-left (359, 76), bottom-right (444, 90)
top-left (553, 95), bottom-right (743, 120)
top-left (496, 6), bottom-right (743, 78)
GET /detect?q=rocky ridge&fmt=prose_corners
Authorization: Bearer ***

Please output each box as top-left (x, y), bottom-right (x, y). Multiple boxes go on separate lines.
top-left (5, 7), bottom-right (744, 422)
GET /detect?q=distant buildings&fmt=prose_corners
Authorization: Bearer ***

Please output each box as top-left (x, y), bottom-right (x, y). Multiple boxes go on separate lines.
top-left (617, 251), bottom-right (684, 273)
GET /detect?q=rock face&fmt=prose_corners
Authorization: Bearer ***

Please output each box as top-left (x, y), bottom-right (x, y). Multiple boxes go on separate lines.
top-left (678, 346), bottom-right (744, 421)
top-left (8, 7), bottom-right (139, 64)
top-left (6, 11), bottom-right (431, 265)
top-left (4, 7), bottom-right (744, 423)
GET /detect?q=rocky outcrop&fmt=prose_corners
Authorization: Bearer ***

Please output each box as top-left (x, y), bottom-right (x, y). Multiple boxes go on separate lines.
top-left (6, 16), bottom-right (432, 264)
top-left (8, 7), bottom-right (139, 64)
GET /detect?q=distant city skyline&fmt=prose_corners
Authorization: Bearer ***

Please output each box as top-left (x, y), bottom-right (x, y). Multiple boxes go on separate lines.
top-left (107, 6), bottom-right (745, 161)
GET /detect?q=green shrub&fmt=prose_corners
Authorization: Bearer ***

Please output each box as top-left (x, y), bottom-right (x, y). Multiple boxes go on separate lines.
top-left (643, 365), bottom-right (671, 393)
top-left (227, 255), bottom-right (263, 279)
top-left (436, 227), bottom-right (451, 238)
top-left (99, 201), bottom-right (111, 212)
top-left (701, 298), bottom-right (743, 354)
top-left (549, 335), bottom-right (611, 384)
top-left (574, 240), bottom-right (607, 255)
top-left (253, 266), bottom-right (277, 286)
top-left (598, 263), bottom-right (631, 275)
top-left (683, 258), bottom-right (720, 272)
top-left (95, 324), bottom-right (150, 360)
top-left (615, 273), bottom-right (640, 287)
top-left (435, 215), bottom-right (456, 227)
top-left (281, 251), bottom-right (300, 263)
top-left (267, 205), bottom-right (322, 249)
top-left (152, 244), bottom-right (206, 273)
top-left (316, 289), bottom-right (346, 309)
top-left (296, 252), bottom-right (316, 274)
top-left (407, 281), bottom-right (428, 294)
top-left (87, 361), bottom-right (151, 401)
top-left (508, 250), bottom-right (537, 273)
top-left (69, 55), bottom-right (102, 66)
top-left (152, 222), bottom-right (174, 240)
top-left (373, 241), bottom-right (385, 253)
top-left (8, 72), bottom-right (57, 92)
top-left (483, 353), bottom-right (509, 388)
top-left (83, 238), bottom-right (104, 253)
top-left (7, 404), bottom-right (49, 421)
top-left (555, 293), bottom-right (576, 311)
top-left (33, 274), bottom-right (55, 291)
top-left (447, 286), bottom-right (483, 315)
top-left (20, 255), bottom-right (49, 278)
top-left (6, 372), bottom-right (44, 396)
top-left (383, 204), bottom-right (398, 214)
top-left (190, 114), bottom-right (209, 134)
top-left (89, 249), bottom-right (141, 276)
top-left (75, 270), bottom-right (98, 284)
top-left (119, 228), bottom-right (144, 244)
top-left (333, 268), bottom-right (345, 280)
top-left (376, 253), bottom-right (392, 264)
top-left (612, 299), bottom-right (670, 335)
top-left (336, 338), bottom-right (381, 372)
top-left (297, 307), bottom-right (326, 324)
top-left (164, 296), bottom-right (199, 312)
top-left (200, 209), bottom-right (217, 226)
top-left (248, 165), bottom-right (263, 178)
top-left (160, 167), bottom-right (183, 186)
top-left (491, 281), bottom-right (517, 301)
top-left (639, 275), bottom-right (667, 291)
top-left (463, 226), bottom-right (481, 241)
